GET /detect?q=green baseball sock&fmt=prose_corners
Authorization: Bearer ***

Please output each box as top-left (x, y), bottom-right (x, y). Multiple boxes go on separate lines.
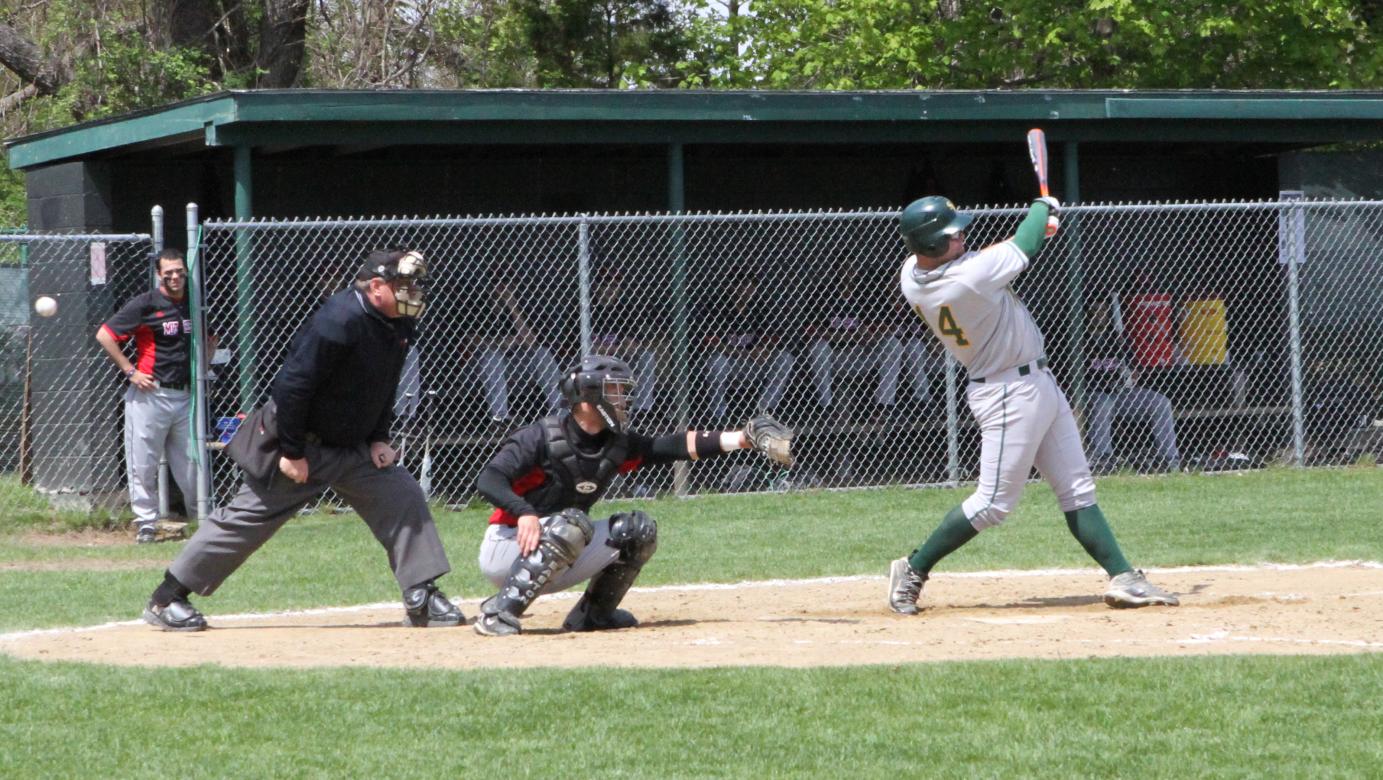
top-left (907, 505), bottom-right (978, 576)
top-left (1065, 504), bottom-right (1132, 576)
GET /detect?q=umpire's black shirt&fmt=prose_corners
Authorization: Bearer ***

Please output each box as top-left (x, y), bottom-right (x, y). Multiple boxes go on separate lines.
top-left (272, 288), bottom-right (414, 460)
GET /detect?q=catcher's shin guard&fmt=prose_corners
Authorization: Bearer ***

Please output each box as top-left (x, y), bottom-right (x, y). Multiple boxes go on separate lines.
top-left (476, 508), bottom-right (594, 636)
top-left (563, 511), bottom-right (657, 632)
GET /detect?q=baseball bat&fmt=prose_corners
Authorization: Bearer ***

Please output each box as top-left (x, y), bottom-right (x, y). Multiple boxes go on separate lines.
top-left (1026, 128), bottom-right (1058, 236)
top-left (1026, 128), bottom-right (1050, 197)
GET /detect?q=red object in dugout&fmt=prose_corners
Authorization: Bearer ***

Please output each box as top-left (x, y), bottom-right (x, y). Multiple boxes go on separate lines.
top-left (1126, 292), bottom-right (1174, 368)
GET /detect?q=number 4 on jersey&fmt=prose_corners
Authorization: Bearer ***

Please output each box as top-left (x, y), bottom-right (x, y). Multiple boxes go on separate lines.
top-left (921, 304), bottom-right (968, 346)
top-left (911, 303), bottom-right (969, 346)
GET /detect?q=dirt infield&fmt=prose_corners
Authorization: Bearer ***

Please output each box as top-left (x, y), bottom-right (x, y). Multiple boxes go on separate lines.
top-left (3, 562), bottom-right (1380, 670)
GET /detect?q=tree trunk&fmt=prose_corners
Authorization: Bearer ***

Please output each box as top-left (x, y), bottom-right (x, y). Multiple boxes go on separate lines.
top-left (0, 22), bottom-right (60, 94)
top-left (256, 0), bottom-right (310, 87)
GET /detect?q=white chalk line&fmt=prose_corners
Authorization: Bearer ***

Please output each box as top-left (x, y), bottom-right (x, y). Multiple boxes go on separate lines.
top-left (1, 559), bottom-right (1379, 645)
top-left (803, 635), bottom-right (1383, 650)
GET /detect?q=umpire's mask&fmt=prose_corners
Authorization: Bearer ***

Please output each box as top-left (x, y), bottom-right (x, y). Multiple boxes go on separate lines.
top-left (560, 354), bottom-right (636, 434)
top-left (362, 249), bottom-right (430, 318)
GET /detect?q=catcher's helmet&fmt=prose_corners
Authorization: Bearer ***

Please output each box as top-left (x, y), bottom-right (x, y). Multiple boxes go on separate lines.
top-left (560, 354), bottom-right (636, 434)
top-left (358, 249), bottom-right (430, 318)
top-left (898, 196), bottom-right (973, 258)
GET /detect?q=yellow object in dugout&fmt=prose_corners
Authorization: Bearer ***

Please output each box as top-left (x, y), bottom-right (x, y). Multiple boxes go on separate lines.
top-left (1180, 297), bottom-right (1228, 365)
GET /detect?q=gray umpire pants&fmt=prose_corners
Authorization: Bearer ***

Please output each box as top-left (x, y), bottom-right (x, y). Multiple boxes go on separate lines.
top-left (169, 442), bottom-right (451, 597)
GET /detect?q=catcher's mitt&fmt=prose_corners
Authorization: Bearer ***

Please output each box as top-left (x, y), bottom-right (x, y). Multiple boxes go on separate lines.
top-left (745, 414), bottom-right (794, 467)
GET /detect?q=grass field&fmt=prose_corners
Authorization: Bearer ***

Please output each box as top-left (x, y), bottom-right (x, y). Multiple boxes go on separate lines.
top-left (2, 467), bottom-right (1382, 777)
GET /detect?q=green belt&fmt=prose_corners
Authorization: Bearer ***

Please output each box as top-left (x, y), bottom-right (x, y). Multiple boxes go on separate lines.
top-left (973, 356), bottom-right (1048, 384)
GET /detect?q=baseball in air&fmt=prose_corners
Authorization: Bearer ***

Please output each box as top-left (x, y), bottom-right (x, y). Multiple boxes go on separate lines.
top-left (34, 295), bottom-right (57, 318)
top-left (1045, 216), bottom-right (1060, 237)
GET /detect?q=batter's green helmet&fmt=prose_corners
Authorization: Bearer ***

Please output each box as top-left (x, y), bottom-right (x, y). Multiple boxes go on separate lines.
top-left (898, 196), bottom-right (973, 258)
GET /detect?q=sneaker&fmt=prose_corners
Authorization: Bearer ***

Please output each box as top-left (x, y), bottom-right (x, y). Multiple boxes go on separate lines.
top-left (473, 611), bottom-right (522, 637)
top-left (135, 524), bottom-right (158, 544)
top-left (1104, 569), bottom-right (1180, 608)
top-left (887, 558), bottom-right (926, 615)
top-left (402, 584), bottom-right (466, 627)
top-left (142, 599), bottom-right (208, 631)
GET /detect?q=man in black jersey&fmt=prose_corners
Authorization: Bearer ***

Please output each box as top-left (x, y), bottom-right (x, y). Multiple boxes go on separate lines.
top-left (473, 354), bottom-right (792, 637)
top-left (96, 248), bottom-right (204, 544)
top-left (140, 249), bottom-right (464, 632)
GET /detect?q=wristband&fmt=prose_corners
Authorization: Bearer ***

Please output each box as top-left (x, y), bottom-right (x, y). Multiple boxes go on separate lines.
top-left (124, 367), bottom-right (136, 380)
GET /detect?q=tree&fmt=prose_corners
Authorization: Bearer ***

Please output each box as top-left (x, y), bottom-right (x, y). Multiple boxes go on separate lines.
top-left (0, 0), bottom-right (309, 128)
top-left (428, 0), bottom-right (702, 87)
top-left (713, 0), bottom-right (1383, 89)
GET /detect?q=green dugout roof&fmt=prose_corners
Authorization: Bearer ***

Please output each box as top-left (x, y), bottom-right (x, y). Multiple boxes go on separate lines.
top-left (8, 89), bottom-right (1383, 170)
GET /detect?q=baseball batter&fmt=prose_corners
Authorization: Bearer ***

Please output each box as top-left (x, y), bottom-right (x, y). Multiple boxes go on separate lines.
top-left (886, 195), bottom-right (1179, 614)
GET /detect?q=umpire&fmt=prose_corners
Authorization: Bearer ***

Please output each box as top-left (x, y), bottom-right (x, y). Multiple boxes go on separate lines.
top-left (141, 249), bottom-right (464, 631)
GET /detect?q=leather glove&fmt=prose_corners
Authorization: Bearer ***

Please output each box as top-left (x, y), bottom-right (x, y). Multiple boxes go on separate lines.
top-left (744, 414), bottom-right (794, 467)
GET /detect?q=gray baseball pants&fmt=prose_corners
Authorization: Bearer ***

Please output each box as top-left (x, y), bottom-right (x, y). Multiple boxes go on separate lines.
top-left (169, 442), bottom-right (451, 597)
top-left (123, 385), bottom-right (197, 525)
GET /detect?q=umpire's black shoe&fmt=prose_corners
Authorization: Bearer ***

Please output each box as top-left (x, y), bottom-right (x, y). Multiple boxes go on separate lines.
top-left (403, 584), bottom-right (466, 628)
top-left (142, 598), bottom-right (208, 632)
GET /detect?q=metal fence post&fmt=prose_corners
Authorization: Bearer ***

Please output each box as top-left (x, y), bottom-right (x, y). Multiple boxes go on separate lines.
top-left (577, 217), bottom-right (593, 355)
top-left (150, 206), bottom-right (174, 519)
top-left (187, 203), bottom-right (211, 522)
top-left (1280, 192), bottom-right (1307, 467)
top-left (668, 145), bottom-right (690, 496)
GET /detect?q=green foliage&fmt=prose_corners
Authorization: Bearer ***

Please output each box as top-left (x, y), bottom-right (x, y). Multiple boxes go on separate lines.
top-left (430, 0), bottom-right (703, 87)
top-left (710, 0), bottom-right (1383, 89)
top-left (56, 36), bottom-right (221, 123)
top-left (0, 163), bottom-right (24, 228)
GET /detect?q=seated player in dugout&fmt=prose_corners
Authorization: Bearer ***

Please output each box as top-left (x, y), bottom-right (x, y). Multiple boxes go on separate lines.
top-left (472, 354), bottom-right (793, 636)
top-left (886, 195), bottom-right (1179, 615)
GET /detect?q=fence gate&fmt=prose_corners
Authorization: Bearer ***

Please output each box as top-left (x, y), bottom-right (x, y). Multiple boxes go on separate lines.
top-left (0, 233), bottom-right (156, 524)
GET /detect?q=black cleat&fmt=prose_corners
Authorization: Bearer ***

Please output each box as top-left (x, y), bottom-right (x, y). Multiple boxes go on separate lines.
top-left (403, 584), bottom-right (466, 627)
top-left (562, 606), bottom-right (639, 632)
top-left (142, 599), bottom-right (208, 632)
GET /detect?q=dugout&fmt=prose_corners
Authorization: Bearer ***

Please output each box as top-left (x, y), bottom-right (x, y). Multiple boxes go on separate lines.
top-left (8, 90), bottom-right (1383, 233)
top-left (7, 90), bottom-right (1383, 500)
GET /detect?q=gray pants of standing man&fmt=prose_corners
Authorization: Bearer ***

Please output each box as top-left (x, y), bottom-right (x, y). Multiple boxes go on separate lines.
top-left (123, 385), bottom-right (197, 527)
top-left (169, 442), bottom-right (450, 597)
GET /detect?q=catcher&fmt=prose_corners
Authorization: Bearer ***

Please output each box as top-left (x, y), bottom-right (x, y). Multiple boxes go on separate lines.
top-left (473, 354), bottom-right (792, 636)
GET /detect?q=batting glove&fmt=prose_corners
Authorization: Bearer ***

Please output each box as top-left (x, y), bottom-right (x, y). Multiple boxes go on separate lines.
top-left (1034, 195), bottom-right (1061, 215)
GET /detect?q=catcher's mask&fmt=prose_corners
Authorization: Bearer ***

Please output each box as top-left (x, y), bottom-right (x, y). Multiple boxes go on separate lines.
top-left (360, 249), bottom-right (430, 318)
top-left (560, 354), bottom-right (636, 434)
top-left (898, 196), bottom-right (973, 259)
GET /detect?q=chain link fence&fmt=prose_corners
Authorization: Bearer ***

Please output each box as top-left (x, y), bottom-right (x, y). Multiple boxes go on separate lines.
top-left (0, 232), bottom-right (156, 523)
top-left (2, 200), bottom-right (1379, 525)
top-left (192, 199), bottom-right (1383, 513)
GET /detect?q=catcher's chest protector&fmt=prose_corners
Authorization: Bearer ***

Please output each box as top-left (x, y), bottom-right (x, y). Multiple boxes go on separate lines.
top-left (542, 415), bottom-right (629, 512)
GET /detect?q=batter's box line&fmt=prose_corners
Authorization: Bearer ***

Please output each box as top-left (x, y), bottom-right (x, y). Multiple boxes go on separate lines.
top-left (1175, 632), bottom-right (1383, 649)
top-left (1, 560), bottom-right (1378, 644)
